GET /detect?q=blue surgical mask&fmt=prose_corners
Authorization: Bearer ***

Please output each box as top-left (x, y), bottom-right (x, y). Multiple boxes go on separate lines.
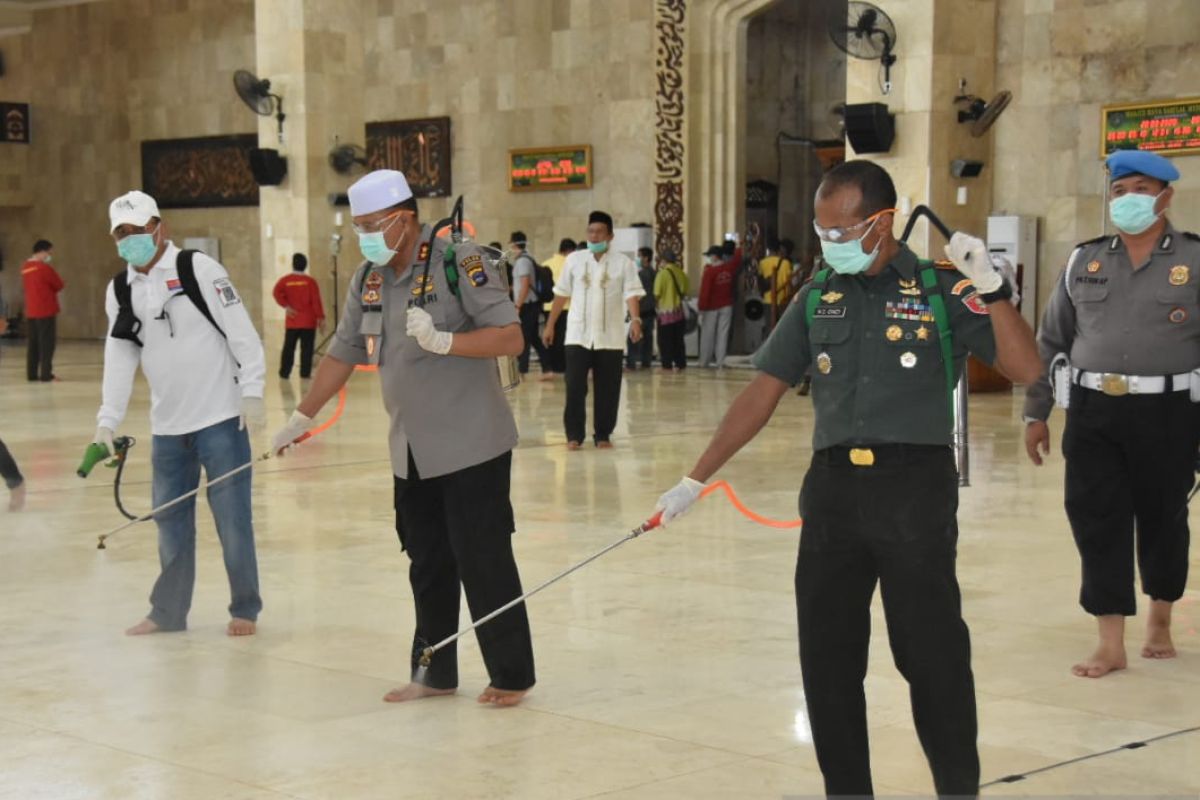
top-left (1109, 191), bottom-right (1163, 235)
top-left (819, 217), bottom-right (880, 275)
top-left (587, 240), bottom-right (608, 254)
top-left (117, 233), bottom-right (158, 267)
top-left (358, 231), bottom-right (397, 266)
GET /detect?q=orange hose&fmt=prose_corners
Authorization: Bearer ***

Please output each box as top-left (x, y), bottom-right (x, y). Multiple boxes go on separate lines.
top-left (699, 480), bottom-right (803, 529)
top-left (308, 386), bottom-right (347, 437)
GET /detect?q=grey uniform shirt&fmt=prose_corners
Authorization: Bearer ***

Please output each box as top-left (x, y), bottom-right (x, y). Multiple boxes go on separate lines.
top-left (327, 226), bottom-right (520, 479)
top-left (512, 252), bottom-right (540, 304)
top-left (1024, 224), bottom-right (1200, 421)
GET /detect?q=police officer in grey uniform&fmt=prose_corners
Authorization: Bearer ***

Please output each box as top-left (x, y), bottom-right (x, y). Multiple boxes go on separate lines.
top-left (653, 161), bottom-right (1041, 799)
top-left (1024, 149), bottom-right (1199, 678)
top-left (272, 169), bottom-right (535, 706)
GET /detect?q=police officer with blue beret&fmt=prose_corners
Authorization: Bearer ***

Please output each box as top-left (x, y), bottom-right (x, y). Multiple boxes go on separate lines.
top-left (1024, 149), bottom-right (1199, 678)
top-left (271, 170), bottom-right (536, 706)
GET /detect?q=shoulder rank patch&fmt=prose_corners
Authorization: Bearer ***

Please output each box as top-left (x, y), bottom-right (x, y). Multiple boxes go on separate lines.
top-left (933, 259), bottom-right (957, 270)
top-left (820, 290), bottom-right (843, 304)
top-left (951, 278), bottom-right (972, 296)
top-left (419, 241), bottom-right (431, 262)
top-left (461, 254), bottom-right (487, 287)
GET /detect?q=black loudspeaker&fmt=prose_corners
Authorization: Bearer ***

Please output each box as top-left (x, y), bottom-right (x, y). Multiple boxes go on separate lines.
top-left (248, 148), bottom-right (287, 186)
top-left (951, 159), bottom-right (984, 178)
top-left (843, 103), bottom-right (895, 154)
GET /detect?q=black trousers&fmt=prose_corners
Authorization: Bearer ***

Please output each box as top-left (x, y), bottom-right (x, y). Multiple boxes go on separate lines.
top-left (798, 445), bottom-right (978, 799)
top-left (657, 319), bottom-right (686, 369)
top-left (564, 345), bottom-right (623, 445)
top-left (548, 311), bottom-right (568, 373)
top-left (1063, 385), bottom-right (1196, 616)
top-left (279, 328), bottom-right (316, 378)
top-left (393, 449), bottom-right (535, 692)
top-left (26, 316), bottom-right (56, 381)
top-left (518, 303), bottom-right (551, 373)
top-left (626, 313), bottom-right (655, 367)
top-left (0, 437), bottom-right (23, 490)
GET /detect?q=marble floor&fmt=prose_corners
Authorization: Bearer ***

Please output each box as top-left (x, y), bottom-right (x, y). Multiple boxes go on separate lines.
top-left (0, 341), bottom-right (1197, 799)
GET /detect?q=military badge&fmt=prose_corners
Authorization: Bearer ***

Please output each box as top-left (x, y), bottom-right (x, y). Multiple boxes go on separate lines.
top-left (462, 254), bottom-right (487, 287)
top-left (962, 292), bottom-right (989, 315)
top-left (1169, 265), bottom-right (1190, 286)
top-left (1087, 260), bottom-right (1101, 274)
top-left (820, 291), bottom-right (844, 304)
top-left (916, 325), bottom-right (930, 341)
top-left (363, 289), bottom-right (381, 304)
top-left (885, 325), bottom-right (903, 342)
top-left (816, 352), bottom-right (832, 374)
top-left (419, 242), bottom-right (431, 262)
top-left (365, 271), bottom-right (384, 290)
top-left (900, 351), bottom-right (917, 368)
top-left (410, 274), bottom-right (434, 297)
top-left (950, 279), bottom-right (972, 296)
top-left (1169, 307), bottom-right (1188, 324)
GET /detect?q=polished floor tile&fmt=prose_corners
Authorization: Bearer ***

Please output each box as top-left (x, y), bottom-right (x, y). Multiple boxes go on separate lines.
top-left (0, 342), bottom-right (1197, 798)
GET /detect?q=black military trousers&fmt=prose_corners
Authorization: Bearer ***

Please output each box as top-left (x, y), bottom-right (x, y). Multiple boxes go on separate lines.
top-left (26, 316), bottom-right (56, 381)
top-left (393, 449), bottom-right (535, 692)
top-left (797, 445), bottom-right (978, 799)
top-left (279, 328), bottom-right (316, 378)
top-left (1063, 385), bottom-right (1196, 616)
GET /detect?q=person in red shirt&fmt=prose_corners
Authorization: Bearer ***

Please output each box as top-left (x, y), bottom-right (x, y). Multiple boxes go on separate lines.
top-left (697, 239), bottom-right (741, 367)
top-left (21, 239), bottom-right (64, 382)
top-left (272, 253), bottom-right (325, 378)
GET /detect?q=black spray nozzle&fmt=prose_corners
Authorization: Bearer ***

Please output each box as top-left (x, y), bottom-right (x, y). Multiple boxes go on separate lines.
top-left (900, 204), bottom-right (954, 244)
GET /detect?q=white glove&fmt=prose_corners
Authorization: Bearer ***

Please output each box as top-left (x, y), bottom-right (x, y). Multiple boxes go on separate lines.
top-left (654, 476), bottom-right (706, 527)
top-left (238, 396), bottom-right (267, 433)
top-left (406, 307), bottom-right (453, 355)
top-left (93, 426), bottom-right (115, 455)
top-left (990, 254), bottom-right (1020, 307)
top-left (271, 410), bottom-right (313, 455)
top-left (944, 232), bottom-right (1002, 294)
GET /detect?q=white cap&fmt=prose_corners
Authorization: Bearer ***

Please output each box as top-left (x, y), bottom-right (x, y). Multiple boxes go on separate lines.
top-left (109, 190), bottom-right (161, 232)
top-left (348, 169), bottom-right (413, 217)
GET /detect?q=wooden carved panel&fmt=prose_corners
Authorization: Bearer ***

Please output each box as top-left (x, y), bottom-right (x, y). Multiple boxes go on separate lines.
top-left (366, 116), bottom-right (452, 198)
top-left (141, 134), bottom-right (259, 208)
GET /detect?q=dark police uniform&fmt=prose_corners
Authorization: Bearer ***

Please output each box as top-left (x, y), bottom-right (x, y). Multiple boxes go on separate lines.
top-left (327, 225), bottom-right (535, 692)
top-left (1024, 223), bottom-right (1200, 617)
top-left (753, 244), bottom-right (998, 798)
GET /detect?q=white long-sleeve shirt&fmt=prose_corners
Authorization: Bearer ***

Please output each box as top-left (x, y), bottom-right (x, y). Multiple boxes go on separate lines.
top-left (97, 243), bottom-right (265, 435)
top-left (553, 249), bottom-right (644, 350)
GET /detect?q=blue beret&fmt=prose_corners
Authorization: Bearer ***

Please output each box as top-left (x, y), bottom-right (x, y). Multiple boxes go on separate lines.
top-left (1106, 150), bottom-right (1180, 183)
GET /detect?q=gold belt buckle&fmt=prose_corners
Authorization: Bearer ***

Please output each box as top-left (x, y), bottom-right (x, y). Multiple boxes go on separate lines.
top-left (849, 448), bottom-right (875, 467)
top-left (1100, 373), bottom-right (1129, 397)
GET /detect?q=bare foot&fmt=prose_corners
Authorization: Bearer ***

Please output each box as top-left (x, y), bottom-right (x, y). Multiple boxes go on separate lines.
top-left (1071, 644), bottom-right (1127, 678)
top-left (596, 441), bottom-right (614, 449)
top-left (538, 373), bottom-right (557, 382)
top-left (8, 482), bottom-right (25, 512)
top-left (566, 441), bottom-right (581, 451)
top-left (476, 686), bottom-right (528, 707)
top-left (125, 618), bottom-right (162, 636)
top-left (1142, 601), bottom-right (1176, 659)
top-left (227, 618), bottom-right (257, 636)
top-left (383, 683), bottom-right (456, 703)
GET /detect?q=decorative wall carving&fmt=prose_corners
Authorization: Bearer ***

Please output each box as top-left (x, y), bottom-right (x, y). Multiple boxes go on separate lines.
top-left (654, 0), bottom-right (686, 258)
top-left (366, 116), bottom-right (452, 198)
top-left (141, 134), bottom-right (259, 208)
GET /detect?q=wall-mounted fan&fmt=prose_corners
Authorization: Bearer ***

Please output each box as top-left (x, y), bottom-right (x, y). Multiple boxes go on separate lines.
top-left (954, 80), bottom-right (1012, 137)
top-left (233, 69), bottom-right (285, 142)
top-left (829, 2), bottom-right (898, 95)
top-left (329, 143), bottom-right (368, 175)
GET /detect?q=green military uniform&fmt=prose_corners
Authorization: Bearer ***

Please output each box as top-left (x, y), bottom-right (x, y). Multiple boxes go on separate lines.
top-left (751, 243), bottom-right (998, 798)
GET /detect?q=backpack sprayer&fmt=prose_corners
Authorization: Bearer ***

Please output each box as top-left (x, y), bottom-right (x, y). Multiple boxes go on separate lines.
top-left (76, 436), bottom-right (139, 521)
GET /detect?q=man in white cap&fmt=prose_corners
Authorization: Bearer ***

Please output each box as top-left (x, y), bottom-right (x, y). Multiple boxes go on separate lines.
top-left (94, 190), bottom-right (267, 636)
top-left (271, 170), bottom-right (537, 706)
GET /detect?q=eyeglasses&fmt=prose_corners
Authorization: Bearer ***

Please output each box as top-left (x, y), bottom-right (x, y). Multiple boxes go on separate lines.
top-left (812, 208), bottom-right (895, 243)
top-left (352, 210), bottom-right (407, 235)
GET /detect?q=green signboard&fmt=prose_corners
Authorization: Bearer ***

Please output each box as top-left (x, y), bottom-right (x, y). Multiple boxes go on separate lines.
top-left (508, 145), bottom-right (592, 191)
top-left (1102, 97), bottom-right (1200, 157)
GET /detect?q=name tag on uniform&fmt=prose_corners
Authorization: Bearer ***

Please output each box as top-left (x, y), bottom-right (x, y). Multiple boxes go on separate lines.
top-left (813, 307), bottom-right (846, 319)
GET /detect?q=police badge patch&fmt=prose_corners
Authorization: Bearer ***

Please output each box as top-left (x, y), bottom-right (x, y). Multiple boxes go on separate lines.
top-left (462, 254), bottom-right (487, 287)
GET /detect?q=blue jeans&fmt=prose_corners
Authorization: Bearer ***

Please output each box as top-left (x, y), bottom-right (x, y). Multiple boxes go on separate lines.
top-left (148, 416), bottom-right (261, 630)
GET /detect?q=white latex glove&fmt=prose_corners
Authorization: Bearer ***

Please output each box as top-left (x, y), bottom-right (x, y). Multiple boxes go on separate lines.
top-left (271, 410), bottom-right (313, 456)
top-left (406, 307), bottom-right (453, 355)
top-left (990, 253), bottom-right (1020, 306)
top-left (93, 426), bottom-right (115, 455)
top-left (654, 476), bottom-right (706, 527)
top-left (944, 232), bottom-right (1002, 294)
top-left (238, 396), bottom-right (266, 433)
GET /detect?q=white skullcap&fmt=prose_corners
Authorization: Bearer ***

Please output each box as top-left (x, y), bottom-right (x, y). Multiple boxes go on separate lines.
top-left (108, 190), bottom-right (161, 232)
top-left (348, 169), bottom-right (414, 216)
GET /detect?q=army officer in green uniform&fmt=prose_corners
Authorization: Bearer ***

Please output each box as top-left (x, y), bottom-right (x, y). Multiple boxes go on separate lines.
top-left (652, 161), bottom-right (1040, 798)
top-left (1024, 149), bottom-right (1200, 679)
top-left (272, 169), bottom-right (535, 707)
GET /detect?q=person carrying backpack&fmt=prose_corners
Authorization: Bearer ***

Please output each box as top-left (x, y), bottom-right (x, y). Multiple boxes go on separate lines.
top-left (92, 190), bottom-right (267, 638)
top-left (626, 247), bottom-right (657, 369)
top-left (509, 231), bottom-right (552, 377)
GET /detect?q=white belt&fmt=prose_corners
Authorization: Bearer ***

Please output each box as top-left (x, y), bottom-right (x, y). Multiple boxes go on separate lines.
top-left (1072, 368), bottom-right (1191, 396)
